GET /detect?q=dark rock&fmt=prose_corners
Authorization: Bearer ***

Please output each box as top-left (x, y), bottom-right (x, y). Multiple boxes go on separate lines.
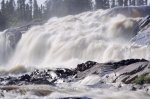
top-left (19, 74), bottom-right (31, 82)
top-left (75, 61), bottom-right (97, 72)
top-left (0, 59), bottom-right (149, 86)
top-left (131, 15), bottom-right (150, 46)
top-left (5, 28), bottom-right (22, 49)
top-left (30, 78), bottom-right (51, 85)
top-left (58, 97), bottom-right (92, 99)
top-left (55, 68), bottom-right (75, 78)
top-left (138, 15), bottom-right (150, 29)
top-left (112, 61), bottom-right (150, 84)
top-left (105, 59), bottom-right (148, 69)
top-left (130, 86), bottom-right (137, 91)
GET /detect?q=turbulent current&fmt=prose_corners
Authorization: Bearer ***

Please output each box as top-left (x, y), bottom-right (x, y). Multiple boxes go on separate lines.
top-left (0, 6), bottom-right (150, 99)
top-left (3, 7), bottom-right (150, 69)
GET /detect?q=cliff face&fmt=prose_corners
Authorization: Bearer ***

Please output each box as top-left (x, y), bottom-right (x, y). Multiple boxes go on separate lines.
top-left (131, 15), bottom-right (150, 45)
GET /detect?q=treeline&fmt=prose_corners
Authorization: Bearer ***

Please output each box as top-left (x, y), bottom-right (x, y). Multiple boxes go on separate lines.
top-left (108, 0), bottom-right (148, 8)
top-left (0, 0), bottom-right (149, 31)
top-left (44, 0), bottom-right (149, 16)
top-left (0, 0), bottom-right (44, 30)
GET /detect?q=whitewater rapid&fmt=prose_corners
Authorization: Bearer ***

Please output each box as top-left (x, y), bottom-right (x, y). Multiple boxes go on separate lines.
top-left (0, 7), bottom-right (150, 99)
top-left (0, 9), bottom-right (149, 70)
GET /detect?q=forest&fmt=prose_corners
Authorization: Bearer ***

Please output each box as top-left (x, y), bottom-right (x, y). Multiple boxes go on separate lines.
top-left (0, 0), bottom-right (149, 31)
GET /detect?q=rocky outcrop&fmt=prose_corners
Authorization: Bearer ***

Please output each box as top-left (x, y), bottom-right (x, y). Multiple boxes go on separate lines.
top-left (131, 15), bottom-right (150, 46)
top-left (0, 59), bottom-right (149, 86)
top-left (112, 61), bottom-right (150, 84)
top-left (4, 29), bottom-right (22, 49)
top-left (59, 97), bottom-right (91, 99)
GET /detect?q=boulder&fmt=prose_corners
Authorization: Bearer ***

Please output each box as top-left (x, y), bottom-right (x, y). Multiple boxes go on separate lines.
top-left (131, 15), bottom-right (150, 46)
top-left (5, 28), bottom-right (22, 49)
top-left (0, 59), bottom-right (149, 86)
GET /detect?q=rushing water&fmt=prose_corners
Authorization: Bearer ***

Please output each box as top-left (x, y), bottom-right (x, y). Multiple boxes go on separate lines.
top-left (2, 7), bottom-right (149, 69)
top-left (0, 6), bottom-right (150, 99)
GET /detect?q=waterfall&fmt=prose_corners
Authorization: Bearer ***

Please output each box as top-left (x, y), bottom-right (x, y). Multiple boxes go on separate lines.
top-left (0, 6), bottom-right (148, 69)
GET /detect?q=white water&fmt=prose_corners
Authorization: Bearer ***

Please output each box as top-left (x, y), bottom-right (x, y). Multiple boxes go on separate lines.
top-left (0, 7), bottom-right (150, 99)
top-left (0, 8), bottom-right (149, 69)
top-left (1, 84), bottom-right (150, 99)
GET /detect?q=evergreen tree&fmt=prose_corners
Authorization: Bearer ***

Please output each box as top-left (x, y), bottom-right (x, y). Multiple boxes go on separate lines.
top-left (96, 0), bottom-right (109, 9)
top-left (129, 0), bottom-right (136, 6)
top-left (43, 0), bottom-right (52, 19)
top-left (144, 0), bottom-right (148, 5)
top-left (136, 0), bottom-right (144, 6)
top-left (0, 11), bottom-right (7, 30)
top-left (17, 0), bottom-right (26, 21)
top-left (39, 5), bottom-right (44, 19)
top-left (29, 0), bottom-right (33, 20)
top-left (110, 0), bottom-right (116, 8)
top-left (1, 0), bottom-right (6, 15)
top-left (8, 0), bottom-right (15, 15)
top-left (25, 4), bottom-right (31, 21)
top-left (33, 0), bottom-right (40, 19)
top-left (117, 0), bottom-right (123, 6)
top-left (103, 0), bottom-right (110, 9)
top-left (124, 0), bottom-right (128, 6)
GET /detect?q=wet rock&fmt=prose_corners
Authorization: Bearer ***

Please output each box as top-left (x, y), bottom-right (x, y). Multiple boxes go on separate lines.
top-left (55, 68), bottom-right (75, 78)
top-left (5, 28), bottom-right (22, 49)
top-left (131, 15), bottom-right (150, 46)
top-left (131, 33), bottom-right (150, 46)
top-left (0, 59), bottom-right (149, 87)
top-left (138, 15), bottom-right (150, 30)
top-left (105, 59), bottom-right (148, 69)
top-left (113, 61), bottom-right (150, 84)
top-left (130, 86), bottom-right (137, 91)
top-left (75, 61), bottom-right (97, 72)
top-left (59, 97), bottom-right (92, 99)
top-left (19, 74), bottom-right (31, 82)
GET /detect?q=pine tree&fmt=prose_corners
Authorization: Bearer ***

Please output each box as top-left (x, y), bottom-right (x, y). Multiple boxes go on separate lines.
top-left (43, 0), bottom-right (52, 19)
top-left (124, 0), bottom-right (128, 6)
top-left (29, 0), bottom-right (33, 20)
top-left (144, 0), bottom-right (148, 5)
top-left (33, 0), bottom-right (40, 19)
top-left (110, 0), bottom-right (116, 8)
top-left (129, 0), bottom-right (136, 6)
top-left (0, 11), bottom-right (7, 30)
top-left (8, 0), bottom-right (15, 17)
top-left (117, 0), bottom-right (124, 6)
top-left (1, 0), bottom-right (6, 15)
top-left (25, 4), bottom-right (31, 21)
top-left (17, 0), bottom-right (26, 21)
top-left (136, 0), bottom-right (144, 6)
top-left (103, 0), bottom-right (110, 9)
top-left (96, 0), bottom-right (109, 9)
top-left (39, 5), bottom-right (44, 20)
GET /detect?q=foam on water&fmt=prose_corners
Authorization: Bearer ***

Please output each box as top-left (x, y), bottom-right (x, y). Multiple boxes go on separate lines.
top-left (0, 8), bottom-right (149, 70)
top-left (0, 6), bottom-right (150, 98)
top-left (1, 85), bottom-right (150, 99)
